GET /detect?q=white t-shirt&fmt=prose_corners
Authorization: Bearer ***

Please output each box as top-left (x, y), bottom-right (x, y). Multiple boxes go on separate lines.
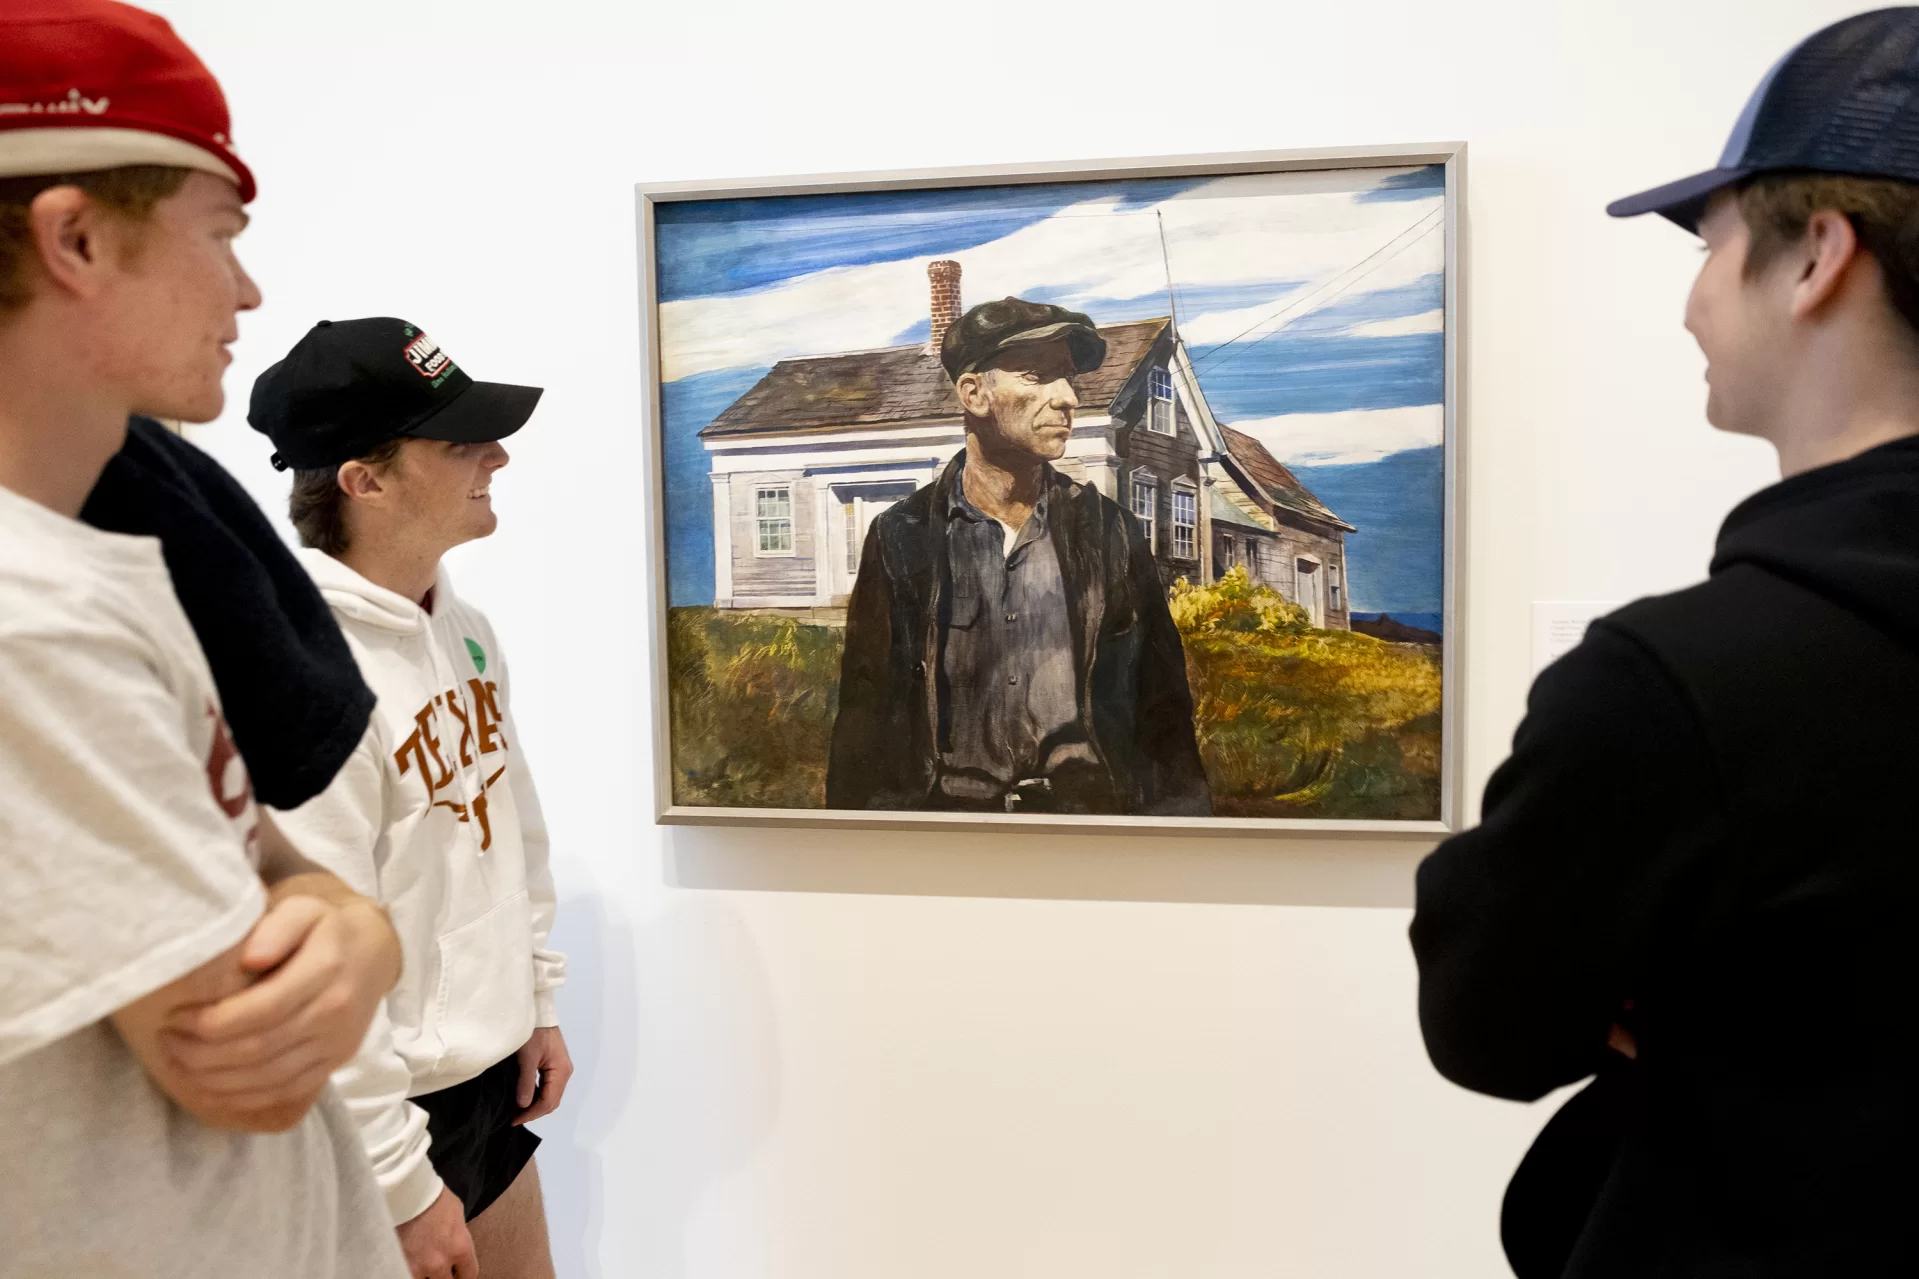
top-left (0, 483), bottom-right (405, 1278)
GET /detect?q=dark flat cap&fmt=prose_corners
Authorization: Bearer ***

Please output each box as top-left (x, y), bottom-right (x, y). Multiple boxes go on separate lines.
top-left (940, 297), bottom-right (1107, 380)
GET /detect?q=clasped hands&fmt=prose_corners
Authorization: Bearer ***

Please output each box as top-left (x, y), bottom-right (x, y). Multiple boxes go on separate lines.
top-left (116, 848), bottom-right (404, 1133)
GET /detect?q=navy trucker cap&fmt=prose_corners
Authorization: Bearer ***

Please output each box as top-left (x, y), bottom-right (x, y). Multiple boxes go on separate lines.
top-left (1609, 6), bottom-right (1919, 231)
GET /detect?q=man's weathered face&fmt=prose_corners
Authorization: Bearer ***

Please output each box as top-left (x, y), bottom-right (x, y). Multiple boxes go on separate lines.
top-left (1685, 192), bottom-right (1795, 440)
top-left (956, 337), bottom-right (1081, 462)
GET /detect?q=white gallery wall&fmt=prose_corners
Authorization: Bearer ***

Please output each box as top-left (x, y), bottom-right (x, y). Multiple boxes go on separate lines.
top-left (148, 1), bottom-right (1861, 1274)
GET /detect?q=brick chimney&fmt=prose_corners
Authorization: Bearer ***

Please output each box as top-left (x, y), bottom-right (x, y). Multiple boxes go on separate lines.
top-left (927, 260), bottom-right (962, 354)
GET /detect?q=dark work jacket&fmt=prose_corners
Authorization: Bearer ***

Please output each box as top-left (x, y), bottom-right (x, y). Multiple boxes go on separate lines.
top-left (80, 419), bottom-right (374, 810)
top-left (1411, 435), bottom-right (1919, 1277)
top-left (826, 452), bottom-right (1210, 815)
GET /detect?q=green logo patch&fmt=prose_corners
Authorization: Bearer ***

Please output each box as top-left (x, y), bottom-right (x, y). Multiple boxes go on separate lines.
top-left (464, 637), bottom-right (486, 673)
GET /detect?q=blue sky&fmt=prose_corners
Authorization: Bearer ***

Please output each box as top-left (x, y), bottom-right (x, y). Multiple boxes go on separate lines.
top-left (656, 166), bottom-right (1446, 617)
top-left (656, 178), bottom-right (1206, 302)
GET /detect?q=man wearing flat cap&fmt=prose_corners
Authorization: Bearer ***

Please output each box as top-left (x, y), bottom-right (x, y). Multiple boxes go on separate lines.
top-left (827, 297), bottom-right (1211, 815)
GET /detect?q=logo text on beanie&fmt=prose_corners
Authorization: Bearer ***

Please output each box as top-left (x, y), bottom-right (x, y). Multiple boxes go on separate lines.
top-left (0, 89), bottom-right (110, 118)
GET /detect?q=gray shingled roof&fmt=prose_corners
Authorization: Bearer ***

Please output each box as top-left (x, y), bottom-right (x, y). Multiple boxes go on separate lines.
top-left (1219, 424), bottom-right (1355, 533)
top-left (701, 318), bottom-right (1171, 438)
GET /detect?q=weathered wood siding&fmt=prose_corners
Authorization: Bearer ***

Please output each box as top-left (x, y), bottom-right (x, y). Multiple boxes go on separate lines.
top-left (729, 470), bottom-right (818, 599)
top-left (1116, 397), bottom-right (1202, 586)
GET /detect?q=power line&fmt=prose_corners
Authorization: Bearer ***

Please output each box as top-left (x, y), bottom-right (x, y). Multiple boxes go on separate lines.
top-left (1186, 209), bottom-right (1443, 373)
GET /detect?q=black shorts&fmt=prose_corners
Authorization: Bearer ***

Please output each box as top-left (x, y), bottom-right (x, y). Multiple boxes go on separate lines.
top-left (413, 1054), bottom-right (542, 1221)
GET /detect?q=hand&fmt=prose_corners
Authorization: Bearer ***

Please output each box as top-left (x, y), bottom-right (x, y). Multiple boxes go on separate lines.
top-left (109, 938), bottom-right (296, 1132)
top-left (396, 1185), bottom-right (478, 1279)
top-left (512, 1025), bottom-right (573, 1125)
top-left (159, 883), bottom-right (401, 1124)
top-left (1607, 1023), bottom-right (1639, 1060)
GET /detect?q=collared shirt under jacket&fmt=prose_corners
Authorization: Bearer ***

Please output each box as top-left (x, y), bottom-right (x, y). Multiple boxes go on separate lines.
top-left (826, 450), bottom-right (1210, 816)
top-left (937, 477), bottom-right (1098, 803)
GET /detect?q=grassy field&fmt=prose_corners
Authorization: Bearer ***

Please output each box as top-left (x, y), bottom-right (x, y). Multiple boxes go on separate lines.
top-left (667, 567), bottom-right (1442, 819)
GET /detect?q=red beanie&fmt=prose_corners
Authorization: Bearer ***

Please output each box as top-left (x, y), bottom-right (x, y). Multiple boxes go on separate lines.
top-left (0, 0), bottom-right (255, 202)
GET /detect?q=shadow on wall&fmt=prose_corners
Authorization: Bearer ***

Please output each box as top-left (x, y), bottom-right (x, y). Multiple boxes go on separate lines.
top-left (534, 892), bottom-right (783, 1279)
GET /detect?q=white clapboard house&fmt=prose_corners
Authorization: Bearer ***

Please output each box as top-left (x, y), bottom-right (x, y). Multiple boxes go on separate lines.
top-left (699, 260), bottom-right (1357, 629)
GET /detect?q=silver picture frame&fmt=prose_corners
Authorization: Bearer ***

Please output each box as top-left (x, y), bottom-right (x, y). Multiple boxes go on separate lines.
top-left (638, 142), bottom-right (1467, 838)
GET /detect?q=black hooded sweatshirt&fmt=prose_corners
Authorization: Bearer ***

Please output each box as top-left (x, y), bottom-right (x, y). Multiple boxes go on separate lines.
top-left (1412, 435), bottom-right (1919, 1278)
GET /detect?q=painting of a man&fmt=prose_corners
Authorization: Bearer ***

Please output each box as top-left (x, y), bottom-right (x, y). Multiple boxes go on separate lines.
top-left (826, 297), bottom-right (1212, 815)
top-left (656, 163), bottom-right (1451, 825)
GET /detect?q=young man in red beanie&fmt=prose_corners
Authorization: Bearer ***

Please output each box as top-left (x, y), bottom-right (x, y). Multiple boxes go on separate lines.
top-left (0, 3), bottom-right (409, 1274)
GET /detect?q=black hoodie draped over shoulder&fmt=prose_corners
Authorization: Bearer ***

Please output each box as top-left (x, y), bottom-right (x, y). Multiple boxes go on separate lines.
top-left (80, 419), bottom-right (373, 809)
top-left (1412, 436), bottom-right (1919, 1277)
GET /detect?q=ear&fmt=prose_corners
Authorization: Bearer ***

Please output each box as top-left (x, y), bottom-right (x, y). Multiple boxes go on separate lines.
top-left (1790, 208), bottom-right (1865, 320)
top-left (25, 185), bottom-right (131, 302)
top-left (954, 370), bottom-right (992, 417)
top-left (336, 458), bottom-right (389, 504)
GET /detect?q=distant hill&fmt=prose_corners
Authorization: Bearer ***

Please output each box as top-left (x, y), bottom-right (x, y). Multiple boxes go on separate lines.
top-left (1351, 612), bottom-right (1442, 645)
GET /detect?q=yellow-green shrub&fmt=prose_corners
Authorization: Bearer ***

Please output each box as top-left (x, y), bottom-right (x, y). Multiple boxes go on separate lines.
top-left (667, 571), bottom-right (1444, 819)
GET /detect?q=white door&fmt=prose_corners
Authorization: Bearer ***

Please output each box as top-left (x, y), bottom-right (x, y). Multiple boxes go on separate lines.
top-left (1295, 557), bottom-right (1324, 627)
top-left (839, 496), bottom-right (898, 593)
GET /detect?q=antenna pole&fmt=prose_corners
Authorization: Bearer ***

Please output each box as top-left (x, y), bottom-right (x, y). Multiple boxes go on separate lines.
top-left (1156, 209), bottom-right (1179, 335)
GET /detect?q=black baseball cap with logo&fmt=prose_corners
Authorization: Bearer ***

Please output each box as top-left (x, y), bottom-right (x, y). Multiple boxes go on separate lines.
top-left (249, 317), bottom-right (543, 471)
top-left (1609, 7), bottom-right (1919, 232)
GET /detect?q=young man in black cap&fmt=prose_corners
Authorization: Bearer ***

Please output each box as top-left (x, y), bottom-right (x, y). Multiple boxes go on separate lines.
top-left (252, 317), bottom-right (569, 1279)
top-left (828, 296), bottom-right (1209, 815)
top-left (1412, 9), bottom-right (1919, 1275)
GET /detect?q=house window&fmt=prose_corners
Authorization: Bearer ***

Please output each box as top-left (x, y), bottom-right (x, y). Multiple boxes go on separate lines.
top-left (1329, 563), bottom-right (1343, 610)
top-left (844, 501), bottom-right (859, 572)
top-left (1130, 474), bottom-right (1157, 553)
top-left (1148, 367), bottom-right (1174, 435)
top-left (1171, 487), bottom-right (1197, 559)
top-left (755, 486), bottom-right (794, 555)
top-left (1221, 534), bottom-right (1236, 569)
top-left (1248, 541), bottom-right (1260, 578)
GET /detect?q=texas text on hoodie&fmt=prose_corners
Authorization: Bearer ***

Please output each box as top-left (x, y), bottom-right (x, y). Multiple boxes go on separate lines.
top-left (275, 549), bottom-right (565, 1224)
top-left (1409, 435), bottom-right (1919, 1278)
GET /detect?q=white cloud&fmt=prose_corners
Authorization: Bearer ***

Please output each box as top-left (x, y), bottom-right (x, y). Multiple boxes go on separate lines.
top-left (1233, 404), bottom-right (1443, 467)
top-left (657, 168), bottom-right (1446, 382)
top-left (1341, 307), bottom-right (1444, 339)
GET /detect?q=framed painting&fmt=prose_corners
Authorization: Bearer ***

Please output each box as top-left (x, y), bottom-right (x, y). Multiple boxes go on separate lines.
top-left (638, 143), bottom-right (1465, 836)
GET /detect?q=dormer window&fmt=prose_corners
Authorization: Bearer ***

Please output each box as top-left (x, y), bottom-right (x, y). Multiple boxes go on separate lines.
top-left (1148, 367), bottom-right (1174, 435)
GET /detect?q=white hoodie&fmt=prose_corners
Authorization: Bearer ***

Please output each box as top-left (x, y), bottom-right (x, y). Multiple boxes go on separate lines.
top-left (275, 549), bottom-right (565, 1223)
